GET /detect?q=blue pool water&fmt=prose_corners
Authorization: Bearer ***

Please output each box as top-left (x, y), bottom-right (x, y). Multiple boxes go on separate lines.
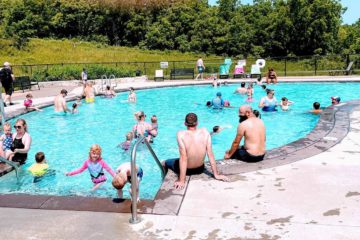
top-left (0, 82), bottom-right (359, 199)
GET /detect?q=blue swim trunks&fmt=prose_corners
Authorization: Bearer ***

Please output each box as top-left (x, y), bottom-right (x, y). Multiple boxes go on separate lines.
top-left (127, 167), bottom-right (143, 183)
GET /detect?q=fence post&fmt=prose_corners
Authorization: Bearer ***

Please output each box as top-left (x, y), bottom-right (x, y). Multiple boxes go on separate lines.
top-left (314, 56), bottom-right (317, 76)
top-left (284, 58), bottom-right (287, 77)
top-left (143, 62), bottom-right (146, 76)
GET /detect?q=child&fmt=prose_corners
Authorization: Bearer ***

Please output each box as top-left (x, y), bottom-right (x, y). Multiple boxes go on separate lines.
top-left (150, 115), bottom-right (158, 138)
top-left (280, 97), bottom-right (294, 111)
top-left (28, 152), bottom-right (49, 178)
top-left (210, 125), bottom-right (231, 136)
top-left (24, 93), bottom-right (42, 112)
top-left (112, 162), bottom-right (143, 201)
top-left (72, 103), bottom-right (78, 114)
top-left (253, 109), bottom-right (261, 118)
top-left (104, 85), bottom-right (116, 98)
top-left (118, 132), bottom-right (133, 151)
top-left (0, 122), bottom-right (13, 158)
top-left (66, 144), bottom-right (116, 191)
top-left (310, 102), bottom-right (322, 114)
top-left (128, 87), bottom-right (137, 103)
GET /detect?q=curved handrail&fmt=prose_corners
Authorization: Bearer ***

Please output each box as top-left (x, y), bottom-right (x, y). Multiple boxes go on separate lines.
top-left (0, 156), bottom-right (19, 181)
top-left (109, 74), bottom-right (117, 88)
top-left (129, 136), bottom-right (165, 224)
top-left (101, 75), bottom-right (107, 91)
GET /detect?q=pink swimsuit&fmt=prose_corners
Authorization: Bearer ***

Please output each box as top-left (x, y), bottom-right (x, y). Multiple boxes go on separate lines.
top-left (67, 159), bottom-right (116, 184)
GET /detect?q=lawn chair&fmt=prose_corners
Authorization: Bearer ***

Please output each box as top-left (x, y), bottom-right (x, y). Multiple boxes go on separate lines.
top-left (250, 64), bottom-right (261, 78)
top-left (329, 61), bottom-right (354, 76)
top-left (220, 58), bottom-right (232, 79)
top-left (154, 70), bottom-right (164, 81)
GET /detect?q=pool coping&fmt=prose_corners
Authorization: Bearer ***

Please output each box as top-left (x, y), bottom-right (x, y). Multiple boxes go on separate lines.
top-left (0, 83), bottom-right (359, 215)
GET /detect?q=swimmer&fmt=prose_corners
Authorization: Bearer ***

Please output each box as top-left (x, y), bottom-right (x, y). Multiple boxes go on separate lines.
top-left (224, 100), bottom-right (236, 108)
top-left (84, 82), bottom-right (95, 103)
top-left (71, 103), bottom-right (78, 114)
top-left (128, 87), bottom-right (137, 103)
top-left (149, 115), bottom-right (158, 142)
top-left (234, 82), bottom-right (247, 95)
top-left (104, 85), bottom-right (116, 98)
top-left (280, 97), bottom-right (294, 111)
top-left (259, 89), bottom-right (278, 112)
top-left (28, 152), bottom-right (49, 178)
top-left (118, 132), bottom-right (133, 151)
top-left (210, 125), bottom-right (231, 136)
top-left (132, 111), bottom-right (154, 142)
top-left (212, 92), bottom-right (224, 109)
top-left (331, 96), bottom-right (341, 105)
top-left (112, 162), bottom-right (143, 202)
top-left (253, 109), bottom-right (261, 118)
top-left (310, 102), bottom-right (322, 114)
top-left (66, 144), bottom-right (116, 191)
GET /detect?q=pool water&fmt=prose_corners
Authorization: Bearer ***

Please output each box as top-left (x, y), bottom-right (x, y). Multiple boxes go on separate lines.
top-left (1, 82), bottom-right (359, 199)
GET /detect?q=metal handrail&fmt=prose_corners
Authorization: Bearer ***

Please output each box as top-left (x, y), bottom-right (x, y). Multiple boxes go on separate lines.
top-left (129, 135), bottom-right (165, 224)
top-left (109, 74), bottom-right (117, 88)
top-left (101, 75), bottom-right (107, 91)
top-left (0, 156), bottom-right (19, 181)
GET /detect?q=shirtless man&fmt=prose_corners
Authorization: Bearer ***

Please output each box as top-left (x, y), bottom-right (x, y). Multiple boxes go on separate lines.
top-left (84, 82), bottom-right (95, 103)
top-left (234, 82), bottom-right (247, 95)
top-left (163, 113), bottom-right (228, 190)
top-left (54, 89), bottom-right (71, 113)
top-left (224, 105), bottom-right (266, 162)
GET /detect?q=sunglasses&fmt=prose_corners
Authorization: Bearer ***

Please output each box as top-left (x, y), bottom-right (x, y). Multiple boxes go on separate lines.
top-left (14, 125), bottom-right (22, 129)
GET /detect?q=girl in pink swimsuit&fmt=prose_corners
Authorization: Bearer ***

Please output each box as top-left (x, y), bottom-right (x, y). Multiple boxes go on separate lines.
top-left (66, 144), bottom-right (116, 191)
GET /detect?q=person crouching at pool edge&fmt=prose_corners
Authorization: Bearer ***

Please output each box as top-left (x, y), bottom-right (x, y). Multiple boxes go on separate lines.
top-left (162, 113), bottom-right (229, 190)
top-left (331, 96), bottom-right (341, 105)
top-left (224, 105), bottom-right (266, 163)
top-left (112, 162), bottom-right (143, 202)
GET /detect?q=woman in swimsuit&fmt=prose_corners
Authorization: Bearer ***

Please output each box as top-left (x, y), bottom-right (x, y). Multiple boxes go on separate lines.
top-left (128, 87), bottom-right (137, 103)
top-left (6, 119), bottom-right (32, 164)
top-left (132, 111), bottom-right (154, 142)
top-left (259, 89), bottom-right (278, 112)
top-left (66, 144), bottom-right (116, 191)
top-left (266, 68), bottom-right (278, 84)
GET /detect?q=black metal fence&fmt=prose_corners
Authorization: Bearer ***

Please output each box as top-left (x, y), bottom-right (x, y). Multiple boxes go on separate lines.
top-left (10, 54), bottom-right (359, 81)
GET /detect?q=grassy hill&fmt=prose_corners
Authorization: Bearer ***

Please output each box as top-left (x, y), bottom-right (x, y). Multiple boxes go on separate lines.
top-left (0, 38), bottom-right (211, 65)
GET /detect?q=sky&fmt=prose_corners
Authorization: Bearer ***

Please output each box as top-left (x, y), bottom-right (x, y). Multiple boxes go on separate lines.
top-left (208, 0), bottom-right (359, 25)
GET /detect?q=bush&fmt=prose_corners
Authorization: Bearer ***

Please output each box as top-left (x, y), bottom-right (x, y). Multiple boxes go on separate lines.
top-left (31, 64), bottom-right (135, 81)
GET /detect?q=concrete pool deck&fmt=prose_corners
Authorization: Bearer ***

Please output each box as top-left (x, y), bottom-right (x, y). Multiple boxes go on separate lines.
top-left (1, 76), bottom-right (360, 239)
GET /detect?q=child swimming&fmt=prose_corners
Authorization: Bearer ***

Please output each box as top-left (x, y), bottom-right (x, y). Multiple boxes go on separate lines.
top-left (72, 103), bottom-right (78, 114)
top-left (310, 102), bottom-right (323, 114)
top-left (28, 152), bottom-right (49, 177)
top-left (112, 162), bottom-right (143, 201)
top-left (280, 97), bottom-right (294, 111)
top-left (118, 132), bottom-right (134, 151)
top-left (66, 144), bottom-right (116, 191)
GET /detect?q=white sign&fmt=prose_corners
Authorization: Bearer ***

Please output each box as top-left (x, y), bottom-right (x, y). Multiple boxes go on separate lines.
top-left (160, 62), bottom-right (168, 69)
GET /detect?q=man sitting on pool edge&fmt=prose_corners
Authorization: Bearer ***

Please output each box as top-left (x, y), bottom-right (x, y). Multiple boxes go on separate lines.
top-left (224, 105), bottom-right (266, 162)
top-left (162, 113), bottom-right (228, 190)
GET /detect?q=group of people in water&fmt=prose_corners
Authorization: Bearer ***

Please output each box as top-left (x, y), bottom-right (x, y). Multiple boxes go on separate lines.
top-left (0, 74), bottom-right (343, 198)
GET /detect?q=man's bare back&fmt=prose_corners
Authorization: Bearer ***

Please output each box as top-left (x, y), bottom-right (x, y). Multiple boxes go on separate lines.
top-left (54, 94), bottom-right (67, 112)
top-left (241, 117), bottom-right (266, 156)
top-left (177, 128), bottom-right (209, 169)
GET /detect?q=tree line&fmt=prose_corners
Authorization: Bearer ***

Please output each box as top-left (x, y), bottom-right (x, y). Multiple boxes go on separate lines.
top-left (0, 0), bottom-right (359, 57)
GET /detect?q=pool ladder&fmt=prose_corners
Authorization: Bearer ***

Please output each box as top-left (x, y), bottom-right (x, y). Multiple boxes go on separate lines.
top-left (0, 156), bottom-right (20, 181)
top-left (101, 74), bottom-right (117, 91)
top-left (129, 136), bottom-right (165, 224)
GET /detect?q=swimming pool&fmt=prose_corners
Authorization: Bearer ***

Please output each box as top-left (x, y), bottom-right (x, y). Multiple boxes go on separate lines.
top-left (1, 82), bottom-right (359, 199)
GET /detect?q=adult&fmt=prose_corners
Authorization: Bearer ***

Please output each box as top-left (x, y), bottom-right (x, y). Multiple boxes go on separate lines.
top-left (81, 68), bottom-right (88, 86)
top-left (211, 92), bottom-right (224, 109)
top-left (54, 89), bottom-right (71, 113)
top-left (163, 113), bottom-right (228, 189)
top-left (234, 82), bottom-right (247, 94)
top-left (331, 96), bottom-right (340, 105)
top-left (266, 68), bottom-right (278, 84)
top-left (0, 62), bottom-right (15, 106)
top-left (259, 89), bottom-right (278, 112)
top-left (132, 111), bottom-right (154, 142)
top-left (84, 82), bottom-right (95, 103)
top-left (224, 105), bottom-right (266, 162)
top-left (7, 119), bottom-right (32, 164)
top-left (195, 57), bottom-right (205, 81)
top-left (104, 85), bottom-right (116, 98)
top-left (128, 87), bottom-right (137, 103)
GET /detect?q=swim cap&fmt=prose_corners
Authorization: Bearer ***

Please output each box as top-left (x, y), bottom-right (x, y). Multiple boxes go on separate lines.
top-left (216, 92), bottom-right (222, 97)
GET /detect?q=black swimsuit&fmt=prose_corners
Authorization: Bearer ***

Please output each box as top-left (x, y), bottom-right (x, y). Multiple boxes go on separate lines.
top-left (11, 135), bottom-right (28, 164)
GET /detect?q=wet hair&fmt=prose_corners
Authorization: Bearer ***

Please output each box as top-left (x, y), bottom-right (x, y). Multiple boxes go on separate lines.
top-left (185, 113), bottom-right (198, 127)
top-left (313, 102), bottom-right (320, 110)
top-left (15, 119), bottom-right (28, 132)
top-left (257, 76), bottom-right (262, 82)
top-left (26, 93), bottom-right (33, 98)
top-left (126, 131), bottom-right (133, 141)
top-left (35, 152), bottom-right (45, 163)
top-left (206, 101), bottom-right (212, 107)
top-left (261, 85), bottom-right (267, 90)
top-left (241, 82), bottom-right (245, 87)
top-left (281, 97), bottom-right (288, 101)
top-left (213, 126), bottom-right (220, 132)
top-left (89, 144), bottom-right (102, 159)
top-left (151, 115), bottom-right (157, 123)
top-left (266, 89), bottom-right (274, 95)
top-left (129, 87), bottom-right (134, 91)
top-left (112, 175), bottom-right (126, 190)
top-left (106, 85), bottom-right (110, 90)
top-left (253, 110), bottom-right (261, 118)
top-left (72, 103), bottom-right (77, 109)
top-left (60, 89), bottom-right (68, 95)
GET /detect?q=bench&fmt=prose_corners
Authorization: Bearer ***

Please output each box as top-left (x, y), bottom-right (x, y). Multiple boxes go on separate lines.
top-left (329, 61), bottom-right (354, 76)
top-left (13, 76), bottom-right (40, 92)
top-left (170, 68), bottom-right (194, 80)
